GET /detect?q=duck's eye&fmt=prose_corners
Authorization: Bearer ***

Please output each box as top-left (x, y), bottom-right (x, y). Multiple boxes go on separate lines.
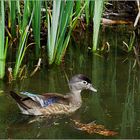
top-left (83, 81), bottom-right (88, 85)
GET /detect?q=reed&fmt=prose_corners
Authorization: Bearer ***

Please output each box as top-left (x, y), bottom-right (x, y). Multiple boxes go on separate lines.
top-left (55, 1), bottom-right (88, 64)
top-left (75, 1), bottom-right (81, 17)
top-left (54, 0), bottom-right (74, 64)
top-left (31, 1), bottom-right (41, 58)
top-left (0, 0), bottom-right (106, 79)
top-left (47, 0), bottom-right (87, 64)
top-left (93, 0), bottom-right (104, 51)
top-left (0, 0), bottom-right (8, 79)
top-left (16, 1), bottom-right (21, 31)
top-left (128, 32), bottom-right (135, 52)
top-left (47, 0), bottom-right (61, 64)
top-left (85, 0), bottom-right (90, 25)
top-left (8, 1), bottom-right (16, 36)
top-left (89, 0), bottom-right (94, 21)
top-left (14, 2), bottom-right (34, 78)
top-left (47, 0), bottom-right (74, 64)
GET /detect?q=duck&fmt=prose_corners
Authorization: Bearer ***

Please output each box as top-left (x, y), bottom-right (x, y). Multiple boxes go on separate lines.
top-left (10, 74), bottom-right (97, 116)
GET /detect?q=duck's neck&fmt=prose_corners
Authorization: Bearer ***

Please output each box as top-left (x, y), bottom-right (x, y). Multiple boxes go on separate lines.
top-left (69, 90), bottom-right (82, 107)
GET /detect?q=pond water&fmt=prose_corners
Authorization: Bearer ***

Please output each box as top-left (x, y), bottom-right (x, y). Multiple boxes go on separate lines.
top-left (0, 26), bottom-right (140, 139)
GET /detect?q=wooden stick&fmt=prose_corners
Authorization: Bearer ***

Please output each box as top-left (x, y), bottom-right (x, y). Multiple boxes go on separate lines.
top-left (134, 0), bottom-right (140, 27)
top-left (30, 58), bottom-right (42, 77)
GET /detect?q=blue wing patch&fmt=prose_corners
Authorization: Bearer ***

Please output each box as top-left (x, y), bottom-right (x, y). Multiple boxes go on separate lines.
top-left (43, 97), bottom-right (57, 107)
top-left (20, 91), bottom-right (58, 107)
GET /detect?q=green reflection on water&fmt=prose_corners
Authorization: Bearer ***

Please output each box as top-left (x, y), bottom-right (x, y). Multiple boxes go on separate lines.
top-left (0, 27), bottom-right (140, 138)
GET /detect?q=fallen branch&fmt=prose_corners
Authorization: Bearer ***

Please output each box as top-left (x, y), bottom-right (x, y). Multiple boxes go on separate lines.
top-left (102, 18), bottom-right (132, 25)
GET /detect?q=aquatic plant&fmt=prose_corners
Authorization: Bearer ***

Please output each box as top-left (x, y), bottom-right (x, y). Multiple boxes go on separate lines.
top-left (1, 0), bottom-right (137, 80)
top-left (47, 0), bottom-right (61, 64)
top-left (31, 1), bottom-right (41, 58)
top-left (89, 1), bottom-right (94, 22)
top-left (14, 2), bottom-right (34, 78)
top-left (85, 0), bottom-right (90, 25)
top-left (93, 0), bottom-right (104, 51)
top-left (75, 1), bottom-right (81, 17)
top-left (123, 32), bottom-right (135, 52)
top-left (0, 0), bottom-right (8, 79)
top-left (8, 1), bottom-right (16, 37)
top-left (47, 0), bottom-right (86, 64)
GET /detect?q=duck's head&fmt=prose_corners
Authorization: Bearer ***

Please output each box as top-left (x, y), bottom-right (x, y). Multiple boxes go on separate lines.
top-left (69, 74), bottom-right (97, 93)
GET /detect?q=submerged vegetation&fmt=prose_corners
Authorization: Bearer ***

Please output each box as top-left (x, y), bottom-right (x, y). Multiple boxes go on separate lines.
top-left (0, 0), bottom-right (139, 80)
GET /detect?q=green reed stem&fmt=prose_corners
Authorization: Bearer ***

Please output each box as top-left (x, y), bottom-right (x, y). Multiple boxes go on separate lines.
top-left (55, 1), bottom-right (87, 64)
top-left (14, 6), bottom-right (34, 78)
top-left (75, 0), bottom-right (81, 16)
top-left (89, 0), bottom-right (94, 21)
top-left (47, 0), bottom-right (61, 64)
top-left (32, 0), bottom-right (41, 58)
top-left (85, 0), bottom-right (90, 25)
top-left (0, 0), bottom-right (5, 79)
top-left (93, 0), bottom-right (104, 52)
top-left (128, 31), bottom-right (135, 52)
top-left (9, 1), bottom-right (16, 36)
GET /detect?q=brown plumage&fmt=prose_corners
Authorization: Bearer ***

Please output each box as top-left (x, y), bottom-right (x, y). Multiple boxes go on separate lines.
top-left (10, 91), bottom-right (40, 109)
top-left (10, 74), bottom-right (97, 116)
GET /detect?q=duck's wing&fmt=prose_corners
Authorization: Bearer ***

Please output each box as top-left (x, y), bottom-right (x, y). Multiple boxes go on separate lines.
top-left (20, 91), bottom-right (70, 107)
top-left (20, 91), bottom-right (46, 107)
top-left (42, 93), bottom-right (70, 105)
top-left (10, 91), bottom-right (41, 110)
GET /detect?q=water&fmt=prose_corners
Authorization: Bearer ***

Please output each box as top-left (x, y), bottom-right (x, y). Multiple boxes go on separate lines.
top-left (0, 27), bottom-right (140, 139)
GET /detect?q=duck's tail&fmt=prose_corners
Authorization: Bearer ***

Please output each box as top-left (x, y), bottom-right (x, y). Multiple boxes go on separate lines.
top-left (10, 91), bottom-right (30, 110)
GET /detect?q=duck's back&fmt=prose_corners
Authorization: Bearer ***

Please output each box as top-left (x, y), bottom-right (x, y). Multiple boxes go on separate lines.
top-left (10, 91), bottom-right (79, 116)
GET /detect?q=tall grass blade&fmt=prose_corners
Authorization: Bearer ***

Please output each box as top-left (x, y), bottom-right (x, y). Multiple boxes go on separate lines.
top-left (85, 0), bottom-right (90, 25)
top-left (75, 0), bottom-right (81, 16)
top-left (54, 1), bottom-right (74, 63)
top-left (9, 1), bottom-right (16, 36)
top-left (128, 31), bottom-right (135, 52)
top-left (14, 7), bottom-right (34, 78)
top-left (32, 1), bottom-right (41, 58)
top-left (55, 2), bottom-right (87, 64)
top-left (0, 0), bottom-right (5, 79)
top-left (16, 0), bottom-right (21, 32)
top-left (21, 0), bottom-right (31, 32)
top-left (89, 0), bottom-right (94, 21)
top-left (93, 0), bottom-right (104, 51)
top-left (47, 0), bottom-right (61, 64)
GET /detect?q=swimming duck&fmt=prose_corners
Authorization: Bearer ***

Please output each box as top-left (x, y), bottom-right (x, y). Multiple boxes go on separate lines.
top-left (10, 74), bottom-right (97, 116)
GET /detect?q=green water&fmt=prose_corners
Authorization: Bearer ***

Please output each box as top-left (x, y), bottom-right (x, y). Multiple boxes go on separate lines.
top-left (0, 27), bottom-right (140, 139)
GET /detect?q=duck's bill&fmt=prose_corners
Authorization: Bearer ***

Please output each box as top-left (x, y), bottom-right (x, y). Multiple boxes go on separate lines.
top-left (89, 84), bottom-right (97, 92)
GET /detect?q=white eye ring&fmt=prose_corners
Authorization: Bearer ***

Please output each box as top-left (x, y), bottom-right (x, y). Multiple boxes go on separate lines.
top-left (83, 81), bottom-right (88, 85)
